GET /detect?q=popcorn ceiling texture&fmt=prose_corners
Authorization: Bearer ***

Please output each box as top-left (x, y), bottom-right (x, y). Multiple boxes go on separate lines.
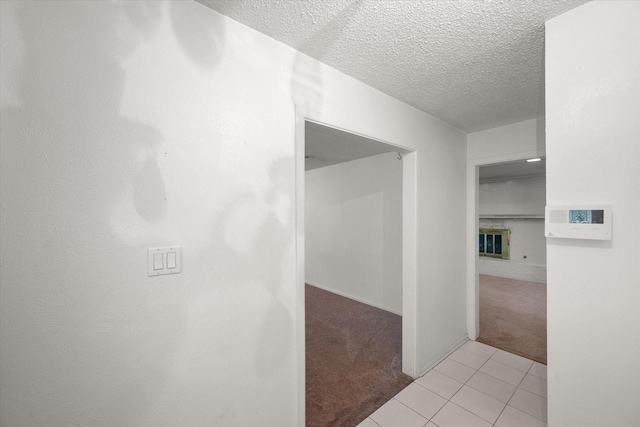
top-left (198, 0), bottom-right (588, 132)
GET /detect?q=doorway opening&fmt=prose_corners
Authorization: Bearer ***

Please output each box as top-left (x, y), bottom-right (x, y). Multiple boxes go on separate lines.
top-left (474, 159), bottom-right (547, 364)
top-left (295, 115), bottom-right (417, 426)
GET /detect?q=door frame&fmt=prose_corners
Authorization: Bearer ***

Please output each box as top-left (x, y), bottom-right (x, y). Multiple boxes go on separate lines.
top-left (465, 149), bottom-right (546, 340)
top-left (295, 109), bottom-right (418, 425)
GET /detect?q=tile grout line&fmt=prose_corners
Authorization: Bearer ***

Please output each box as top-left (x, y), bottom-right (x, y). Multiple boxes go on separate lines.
top-left (417, 350), bottom-right (487, 424)
top-left (425, 348), bottom-right (498, 426)
top-left (472, 352), bottom-right (509, 426)
top-left (389, 397), bottom-right (430, 424)
top-left (461, 353), bottom-right (505, 426)
top-left (494, 353), bottom-right (535, 425)
top-left (498, 360), bottom-right (548, 425)
top-left (373, 344), bottom-right (546, 427)
top-left (434, 346), bottom-right (546, 426)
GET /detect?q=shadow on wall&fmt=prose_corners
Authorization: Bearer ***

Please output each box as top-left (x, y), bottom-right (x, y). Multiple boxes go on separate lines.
top-left (203, 156), bottom-right (296, 379)
top-left (0, 1), bottom-right (226, 425)
top-left (170, 0), bottom-right (226, 71)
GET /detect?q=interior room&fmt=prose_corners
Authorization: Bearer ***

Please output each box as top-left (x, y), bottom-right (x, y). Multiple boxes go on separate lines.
top-left (477, 160), bottom-right (547, 365)
top-left (0, 1), bottom-right (637, 427)
top-left (304, 122), bottom-right (411, 426)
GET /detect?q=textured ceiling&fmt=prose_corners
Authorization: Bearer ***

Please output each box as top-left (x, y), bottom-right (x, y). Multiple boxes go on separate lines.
top-left (197, 0), bottom-right (588, 133)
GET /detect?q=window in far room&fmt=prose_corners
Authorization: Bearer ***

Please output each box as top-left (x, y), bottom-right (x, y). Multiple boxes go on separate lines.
top-left (479, 228), bottom-right (510, 260)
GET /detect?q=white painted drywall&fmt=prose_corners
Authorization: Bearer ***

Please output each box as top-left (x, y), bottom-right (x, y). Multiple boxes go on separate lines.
top-left (467, 118), bottom-right (545, 161)
top-left (306, 152), bottom-right (402, 314)
top-left (0, 1), bottom-right (467, 425)
top-left (466, 118), bottom-right (546, 337)
top-left (546, 1), bottom-right (640, 426)
top-left (478, 176), bottom-right (547, 283)
top-left (479, 176), bottom-right (545, 217)
top-left (0, 2), bottom-right (299, 425)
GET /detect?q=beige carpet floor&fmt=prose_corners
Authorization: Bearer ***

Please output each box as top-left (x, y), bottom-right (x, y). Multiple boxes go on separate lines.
top-left (478, 274), bottom-right (547, 365)
top-left (305, 284), bottom-right (413, 427)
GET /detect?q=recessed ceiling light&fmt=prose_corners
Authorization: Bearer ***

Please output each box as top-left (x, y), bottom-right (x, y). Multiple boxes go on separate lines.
top-left (526, 158), bottom-right (542, 162)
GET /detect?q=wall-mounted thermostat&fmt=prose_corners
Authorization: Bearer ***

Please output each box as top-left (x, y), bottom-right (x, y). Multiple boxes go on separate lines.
top-left (545, 205), bottom-right (612, 240)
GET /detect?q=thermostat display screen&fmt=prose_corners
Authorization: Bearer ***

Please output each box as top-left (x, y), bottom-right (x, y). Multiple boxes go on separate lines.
top-left (568, 209), bottom-right (604, 224)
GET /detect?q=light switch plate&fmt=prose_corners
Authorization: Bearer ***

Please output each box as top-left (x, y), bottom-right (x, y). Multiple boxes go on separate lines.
top-left (147, 246), bottom-right (182, 276)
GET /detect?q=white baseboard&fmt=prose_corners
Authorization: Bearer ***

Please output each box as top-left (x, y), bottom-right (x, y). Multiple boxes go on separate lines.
top-left (478, 260), bottom-right (547, 284)
top-left (305, 281), bottom-right (402, 316)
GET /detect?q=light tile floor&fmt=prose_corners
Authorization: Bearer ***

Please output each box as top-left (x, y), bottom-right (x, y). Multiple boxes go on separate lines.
top-left (358, 341), bottom-right (547, 427)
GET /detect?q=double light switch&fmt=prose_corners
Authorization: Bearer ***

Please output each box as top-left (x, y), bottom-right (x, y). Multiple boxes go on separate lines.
top-left (148, 246), bottom-right (182, 276)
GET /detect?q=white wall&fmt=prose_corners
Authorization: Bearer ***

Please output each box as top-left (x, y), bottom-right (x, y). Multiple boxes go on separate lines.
top-left (306, 152), bottom-right (402, 314)
top-left (468, 118), bottom-right (545, 161)
top-left (546, 1), bottom-right (640, 426)
top-left (479, 176), bottom-right (547, 283)
top-left (479, 176), bottom-right (545, 217)
top-left (1, 2), bottom-right (299, 425)
top-left (0, 1), bottom-right (467, 426)
top-left (466, 118), bottom-right (546, 337)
